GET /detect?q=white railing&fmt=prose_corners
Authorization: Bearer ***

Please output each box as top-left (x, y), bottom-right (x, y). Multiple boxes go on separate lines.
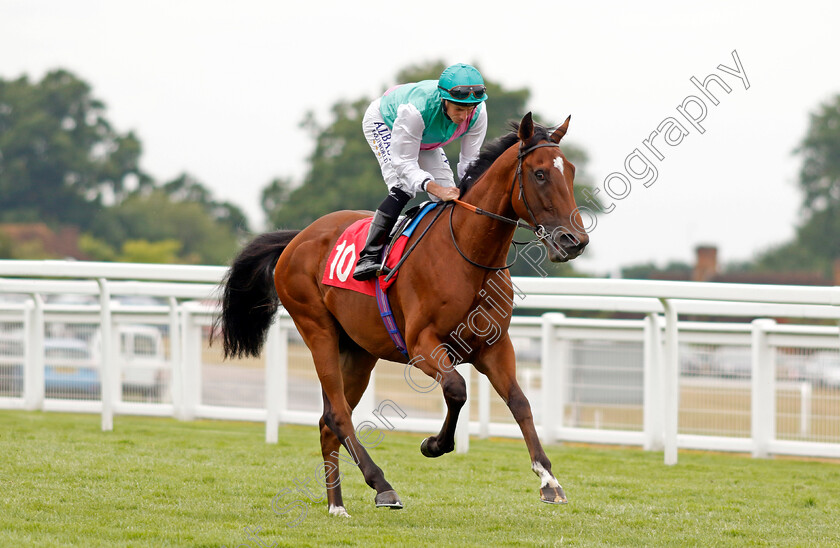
top-left (0, 260), bottom-right (838, 464)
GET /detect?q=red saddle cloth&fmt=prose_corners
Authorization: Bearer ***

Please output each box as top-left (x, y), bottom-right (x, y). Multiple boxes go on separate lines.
top-left (321, 218), bottom-right (410, 296)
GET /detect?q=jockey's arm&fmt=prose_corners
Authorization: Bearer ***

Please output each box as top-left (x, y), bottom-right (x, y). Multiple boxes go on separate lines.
top-left (390, 104), bottom-right (434, 196)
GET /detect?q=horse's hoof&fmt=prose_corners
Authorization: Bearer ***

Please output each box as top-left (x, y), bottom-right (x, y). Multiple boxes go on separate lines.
top-left (420, 437), bottom-right (441, 458)
top-left (420, 437), bottom-right (434, 458)
top-left (540, 485), bottom-right (568, 504)
top-left (374, 489), bottom-right (403, 509)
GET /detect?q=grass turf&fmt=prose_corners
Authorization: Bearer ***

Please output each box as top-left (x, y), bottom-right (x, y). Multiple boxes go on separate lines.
top-left (1, 411), bottom-right (839, 547)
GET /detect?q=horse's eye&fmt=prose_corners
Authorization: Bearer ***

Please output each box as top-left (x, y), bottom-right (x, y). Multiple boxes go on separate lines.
top-left (534, 170), bottom-right (546, 182)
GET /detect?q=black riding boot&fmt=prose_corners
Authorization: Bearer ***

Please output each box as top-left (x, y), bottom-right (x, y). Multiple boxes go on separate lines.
top-left (353, 210), bottom-right (397, 281)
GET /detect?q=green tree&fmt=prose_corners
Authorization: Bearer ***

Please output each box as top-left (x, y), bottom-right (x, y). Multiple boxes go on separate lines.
top-left (798, 94), bottom-right (840, 217)
top-left (90, 189), bottom-right (241, 265)
top-left (0, 69), bottom-right (252, 265)
top-left (159, 173), bottom-right (250, 233)
top-left (118, 239), bottom-right (183, 264)
top-left (0, 231), bottom-right (54, 259)
top-left (753, 94), bottom-right (840, 276)
top-left (77, 234), bottom-right (118, 262)
top-left (261, 177), bottom-right (294, 215)
top-left (0, 70), bottom-right (149, 229)
top-left (264, 60), bottom-right (597, 237)
top-left (265, 97), bottom-right (384, 229)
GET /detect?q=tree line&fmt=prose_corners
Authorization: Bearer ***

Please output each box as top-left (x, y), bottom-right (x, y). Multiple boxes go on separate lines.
top-left (0, 70), bottom-right (248, 264)
top-left (0, 63), bottom-right (597, 274)
top-left (2, 65), bottom-right (837, 277)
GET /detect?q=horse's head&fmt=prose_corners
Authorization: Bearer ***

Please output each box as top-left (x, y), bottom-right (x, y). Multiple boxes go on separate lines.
top-left (512, 112), bottom-right (589, 262)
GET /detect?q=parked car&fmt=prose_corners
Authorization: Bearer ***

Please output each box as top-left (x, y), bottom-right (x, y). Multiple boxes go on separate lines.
top-left (803, 351), bottom-right (840, 389)
top-left (44, 337), bottom-right (99, 394)
top-left (0, 325), bottom-right (168, 398)
top-left (711, 346), bottom-right (752, 379)
top-left (775, 350), bottom-right (810, 382)
top-left (111, 295), bottom-right (167, 308)
top-left (511, 336), bottom-right (541, 363)
top-left (116, 325), bottom-right (169, 398)
top-left (680, 344), bottom-right (715, 376)
top-left (0, 332), bottom-right (25, 395)
top-left (45, 294), bottom-right (98, 306)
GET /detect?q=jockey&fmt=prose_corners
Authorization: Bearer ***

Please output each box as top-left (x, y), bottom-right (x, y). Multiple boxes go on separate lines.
top-left (352, 63), bottom-right (489, 281)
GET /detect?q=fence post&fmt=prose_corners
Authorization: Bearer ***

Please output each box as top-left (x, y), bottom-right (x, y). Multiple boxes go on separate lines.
top-left (23, 296), bottom-right (45, 411)
top-left (800, 382), bottom-right (811, 436)
top-left (97, 279), bottom-right (114, 432)
top-left (179, 305), bottom-right (200, 421)
top-left (751, 318), bottom-right (776, 458)
top-left (643, 313), bottom-right (664, 451)
top-left (168, 298), bottom-right (182, 419)
top-left (455, 362), bottom-right (471, 453)
top-left (659, 299), bottom-right (679, 465)
top-left (265, 322), bottom-right (287, 443)
top-left (541, 313), bottom-right (566, 445)
top-left (478, 374), bottom-right (490, 439)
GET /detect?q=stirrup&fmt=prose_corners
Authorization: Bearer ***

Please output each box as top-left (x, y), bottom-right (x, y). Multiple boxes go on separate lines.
top-left (353, 260), bottom-right (382, 281)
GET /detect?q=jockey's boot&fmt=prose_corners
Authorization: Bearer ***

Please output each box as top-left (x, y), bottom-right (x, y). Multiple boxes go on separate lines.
top-left (353, 210), bottom-right (397, 281)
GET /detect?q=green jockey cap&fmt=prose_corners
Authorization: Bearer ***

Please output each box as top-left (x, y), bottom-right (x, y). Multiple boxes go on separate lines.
top-left (437, 63), bottom-right (488, 105)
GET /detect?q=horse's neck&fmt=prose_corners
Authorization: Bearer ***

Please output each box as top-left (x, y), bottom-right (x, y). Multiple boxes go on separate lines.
top-left (452, 149), bottom-right (519, 269)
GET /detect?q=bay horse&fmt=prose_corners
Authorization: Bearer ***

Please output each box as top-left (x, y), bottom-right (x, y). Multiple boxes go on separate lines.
top-left (214, 112), bottom-right (589, 518)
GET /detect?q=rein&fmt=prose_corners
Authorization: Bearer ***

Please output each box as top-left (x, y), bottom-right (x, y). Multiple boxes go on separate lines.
top-left (381, 203), bottom-right (448, 283)
top-left (450, 141), bottom-right (567, 270)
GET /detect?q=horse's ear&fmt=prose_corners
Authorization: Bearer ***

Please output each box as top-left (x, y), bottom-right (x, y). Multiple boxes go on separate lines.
top-left (550, 115), bottom-right (571, 143)
top-left (518, 112), bottom-right (534, 142)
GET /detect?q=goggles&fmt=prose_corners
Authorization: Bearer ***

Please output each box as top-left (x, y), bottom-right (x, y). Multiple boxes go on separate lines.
top-left (438, 84), bottom-right (487, 101)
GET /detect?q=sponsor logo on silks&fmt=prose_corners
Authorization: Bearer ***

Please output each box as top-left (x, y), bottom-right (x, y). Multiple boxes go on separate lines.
top-left (374, 122), bottom-right (392, 160)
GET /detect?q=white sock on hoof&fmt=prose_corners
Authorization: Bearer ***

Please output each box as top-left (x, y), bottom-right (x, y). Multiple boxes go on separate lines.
top-left (329, 505), bottom-right (351, 518)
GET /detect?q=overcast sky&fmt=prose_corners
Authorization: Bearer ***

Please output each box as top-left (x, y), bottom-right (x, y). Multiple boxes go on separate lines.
top-left (2, 1), bottom-right (838, 275)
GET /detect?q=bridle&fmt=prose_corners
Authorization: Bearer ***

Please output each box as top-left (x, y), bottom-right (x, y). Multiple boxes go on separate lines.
top-left (449, 140), bottom-right (568, 270)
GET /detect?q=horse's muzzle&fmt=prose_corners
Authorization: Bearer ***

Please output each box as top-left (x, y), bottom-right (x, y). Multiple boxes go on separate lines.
top-left (546, 230), bottom-right (589, 262)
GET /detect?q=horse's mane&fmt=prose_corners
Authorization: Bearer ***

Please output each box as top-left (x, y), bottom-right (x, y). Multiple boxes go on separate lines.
top-left (459, 121), bottom-right (553, 195)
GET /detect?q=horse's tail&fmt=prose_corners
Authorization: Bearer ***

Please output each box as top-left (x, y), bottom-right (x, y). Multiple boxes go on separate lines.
top-left (213, 230), bottom-right (301, 359)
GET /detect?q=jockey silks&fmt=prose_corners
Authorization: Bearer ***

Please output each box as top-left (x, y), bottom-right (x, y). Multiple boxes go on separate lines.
top-left (379, 80), bottom-right (484, 149)
top-left (365, 80), bottom-right (488, 197)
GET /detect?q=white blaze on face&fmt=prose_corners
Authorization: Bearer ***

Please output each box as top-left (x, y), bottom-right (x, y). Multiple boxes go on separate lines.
top-left (532, 462), bottom-right (561, 488)
top-left (553, 156), bottom-right (565, 176)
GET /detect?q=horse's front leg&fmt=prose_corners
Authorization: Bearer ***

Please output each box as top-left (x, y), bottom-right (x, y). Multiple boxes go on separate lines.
top-left (409, 331), bottom-right (467, 458)
top-left (475, 335), bottom-right (567, 504)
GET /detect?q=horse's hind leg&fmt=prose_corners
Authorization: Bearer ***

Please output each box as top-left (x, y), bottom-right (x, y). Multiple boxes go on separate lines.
top-left (294, 312), bottom-right (401, 511)
top-left (319, 345), bottom-right (379, 517)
